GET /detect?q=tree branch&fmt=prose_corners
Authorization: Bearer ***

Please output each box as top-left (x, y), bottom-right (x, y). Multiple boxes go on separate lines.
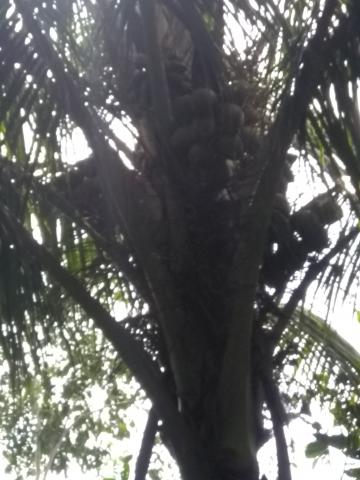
top-left (139, 0), bottom-right (173, 135)
top-left (261, 368), bottom-right (291, 480)
top-left (180, 0), bottom-right (223, 88)
top-left (135, 407), bottom-right (159, 480)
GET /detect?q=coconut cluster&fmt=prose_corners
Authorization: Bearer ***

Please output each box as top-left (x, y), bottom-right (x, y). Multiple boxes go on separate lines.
top-left (264, 184), bottom-right (342, 289)
top-left (168, 80), bottom-right (263, 205)
top-left (166, 76), bottom-right (342, 291)
top-left (51, 57), bottom-right (343, 294)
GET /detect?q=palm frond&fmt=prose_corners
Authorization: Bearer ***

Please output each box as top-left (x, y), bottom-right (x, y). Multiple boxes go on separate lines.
top-left (277, 309), bottom-right (360, 457)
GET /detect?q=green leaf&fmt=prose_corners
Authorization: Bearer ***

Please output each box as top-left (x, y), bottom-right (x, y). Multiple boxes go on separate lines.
top-left (121, 455), bottom-right (131, 480)
top-left (305, 440), bottom-right (329, 458)
top-left (345, 468), bottom-right (360, 479)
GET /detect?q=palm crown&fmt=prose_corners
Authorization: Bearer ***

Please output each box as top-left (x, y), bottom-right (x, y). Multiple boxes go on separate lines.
top-left (0, 1), bottom-right (359, 479)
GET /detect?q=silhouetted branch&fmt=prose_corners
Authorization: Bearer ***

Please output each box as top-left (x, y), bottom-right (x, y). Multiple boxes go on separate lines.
top-left (135, 407), bottom-right (159, 480)
top-left (139, 0), bottom-right (173, 135)
top-left (261, 369), bottom-right (291, 480)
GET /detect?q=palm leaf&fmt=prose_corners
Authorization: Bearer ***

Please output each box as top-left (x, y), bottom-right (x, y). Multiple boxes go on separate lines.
top-left (278, 309), bottom-right (360, 457)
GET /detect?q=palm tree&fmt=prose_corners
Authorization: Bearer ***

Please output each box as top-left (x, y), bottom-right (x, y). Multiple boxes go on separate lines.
top-left (0, 1), bottom-right (360, 479)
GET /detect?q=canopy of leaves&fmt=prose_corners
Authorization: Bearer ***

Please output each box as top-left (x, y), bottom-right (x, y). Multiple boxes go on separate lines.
top-left (0, 0), bottom-right (360, 479)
